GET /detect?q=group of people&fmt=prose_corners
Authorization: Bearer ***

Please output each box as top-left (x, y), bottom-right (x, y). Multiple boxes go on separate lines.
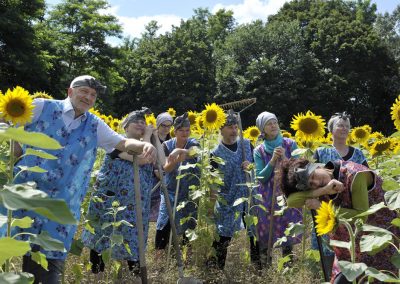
top-left (4, 75), bottom-right (397, 284)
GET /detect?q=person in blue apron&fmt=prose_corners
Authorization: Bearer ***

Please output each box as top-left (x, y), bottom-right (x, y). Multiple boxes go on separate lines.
top-left (9, 75), bottom-right (155, 284)
top-left (155, 113), bottom-right (199, 251)
top-left (81, 109), bottom-right (156, 276)
top-left (208, 111), bottom-right (257, 269)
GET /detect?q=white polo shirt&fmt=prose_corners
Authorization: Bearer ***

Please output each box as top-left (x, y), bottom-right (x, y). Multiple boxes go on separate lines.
top-left (31, 98), bottom-right (124, 153)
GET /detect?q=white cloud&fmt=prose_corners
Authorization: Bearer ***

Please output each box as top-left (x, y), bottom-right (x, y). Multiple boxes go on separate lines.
top-left (212, 0), bottom-right (290, 24)
top-left (105, 5), bottom-right (183, 39)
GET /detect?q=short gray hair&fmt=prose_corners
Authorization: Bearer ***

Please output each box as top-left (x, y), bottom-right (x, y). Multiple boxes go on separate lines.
top-left (327, 112), bottom-right (351, 132)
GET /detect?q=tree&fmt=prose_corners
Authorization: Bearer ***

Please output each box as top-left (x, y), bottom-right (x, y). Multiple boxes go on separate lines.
top-left (0, 0), bottom-right (48, 91)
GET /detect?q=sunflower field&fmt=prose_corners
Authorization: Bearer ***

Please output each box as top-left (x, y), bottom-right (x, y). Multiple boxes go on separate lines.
top-left (1, 85), bottom-right (400, 283)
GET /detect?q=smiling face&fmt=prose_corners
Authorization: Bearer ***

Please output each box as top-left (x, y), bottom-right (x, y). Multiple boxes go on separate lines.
top-left (263, 118), bottom-right (280, 139)
top-left (125, 119), bottom-right (146, 139)
top-left (68, 86), bottom-right (97, 117)
top-left (332, 118), bottom-right (350, 141)
top-left (175, 126), bottom-right (190, 143)
top-left (308, 168), bottom-right (333, 189)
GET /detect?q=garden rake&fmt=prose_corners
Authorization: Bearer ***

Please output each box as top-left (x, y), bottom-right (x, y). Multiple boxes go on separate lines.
top-left (133, 155), bottom-right (148, 284)
top-left (150, 134), bottom-right (202, 284)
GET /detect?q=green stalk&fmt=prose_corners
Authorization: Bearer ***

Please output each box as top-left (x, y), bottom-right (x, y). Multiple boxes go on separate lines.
top-left (5, 140), bottom-right (15, 272)
top-left (342, 221), bottom-right (356, 284)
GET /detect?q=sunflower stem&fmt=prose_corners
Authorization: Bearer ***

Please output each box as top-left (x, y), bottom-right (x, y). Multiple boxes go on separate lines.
top-left (342, 220), bottom-right (357, 284)
top-left (5, 139), bottom-right (15, 272)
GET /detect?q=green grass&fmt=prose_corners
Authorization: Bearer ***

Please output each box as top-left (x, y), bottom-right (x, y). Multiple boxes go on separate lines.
top-left (63, 223), bottom-right (323, 283)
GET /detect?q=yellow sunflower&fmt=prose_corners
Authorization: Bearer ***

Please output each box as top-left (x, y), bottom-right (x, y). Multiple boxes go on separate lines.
top-left (391, 95), bottom-right (400, 131)
top-left (31, 91), bottom-right (53, 100)
top-left (201, 103), bottom-right (226, 131)
top-left (0, 86), bottom-right (34, 126)
top-left (350, 125), bottom-right (370, 145)
top-left (295, 136), bottom-right (321, 151)
top-left (281, 130), bottom-right (292, 138)
top-left (167, 107), bottom-right (176, 118)
top-left (170, 126), bottom-right (175, 138)
top-left (193, 115), bottom-right (204, 135)
top-left (89, 108), bottom-right (101, 117)
top-left (369, 138), bottom-right (392, 157)
top-left (370, 131), bottom-right (384, 140)
top-left (110, 119), bottom-right (121, 132)
top-left (145, 113), bottom-right (156, 127)
top-left (315, 200), bottom-right (336, 236)
top-left (243, 126), bottom-right (260, 145)
top-left (290, 111), bottom-right (325, 141)
top-left (187, 110), bottom-right (198, 126)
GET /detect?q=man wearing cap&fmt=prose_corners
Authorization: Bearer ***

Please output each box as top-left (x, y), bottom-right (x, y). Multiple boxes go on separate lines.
top-left (208, 111), bottom-right (256, 270)
top-left (12, 75), bottom-right (156, 283)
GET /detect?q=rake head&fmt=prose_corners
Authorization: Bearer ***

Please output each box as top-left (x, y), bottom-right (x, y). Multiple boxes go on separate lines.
top-left (219, 98), bottom-right (257, 113)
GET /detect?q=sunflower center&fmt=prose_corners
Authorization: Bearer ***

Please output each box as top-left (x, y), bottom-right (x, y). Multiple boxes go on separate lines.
top-left (205, 110), bottom-right (217, 123)
top-left (375, 141), bottom-right (390, 153)
top-left (355, 129), bottom-right (366, 139)
top-left (6, 99), bottom-right (25, 117)
top-left (250, 129), bottom-right (259, 137)
top-left (188, 115), bottom-right (196, 125)
top-left (299, 118), bottom-right (318, 134)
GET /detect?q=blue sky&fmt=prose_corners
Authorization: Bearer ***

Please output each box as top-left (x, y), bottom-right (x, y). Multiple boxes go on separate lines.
top-left (46, 0), bottom-right (399, 39)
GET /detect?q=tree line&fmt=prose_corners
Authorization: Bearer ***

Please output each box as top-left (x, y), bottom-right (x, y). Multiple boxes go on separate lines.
top-left (1, 0), bottom-right (399, 133)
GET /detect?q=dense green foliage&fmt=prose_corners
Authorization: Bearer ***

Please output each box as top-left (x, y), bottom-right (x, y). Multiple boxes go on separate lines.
top-left (1, 0), bottom-right (399, 133)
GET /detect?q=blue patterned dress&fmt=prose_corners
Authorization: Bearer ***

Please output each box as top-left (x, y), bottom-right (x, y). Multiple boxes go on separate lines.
top-left (81, 154), bottom-right (155, 261)
top-left (212, 139), bottom-right (253, 237)
top-left (253, 138), bottom-right (302, 249)
top-left (156, 138), bottom-right (199, 235)
top-left (12, 100), bottom-right (98, 260)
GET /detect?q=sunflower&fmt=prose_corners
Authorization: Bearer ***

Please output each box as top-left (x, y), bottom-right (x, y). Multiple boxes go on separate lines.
top-left (0, 86), bottom-right (34, 126)
top-left (243, 126), bottom-right (260, 145)
top-left (145, 113), bottom-right (156, 127)
top-left (167, 107), bottom-right (176, 118)
top-left (170, 126), bottom-right (175, 138)
top-left (391, 95), bottom-right (400, 131)
top-left (318, 133), bottom-right (332, 145)
top-left (187, 111), bottom-right (198, 126)
top-left (290, 111), bottom-right (325, 141)
top-left (369, 138), bottom-right (392, 157)
top-left (350, 125), bottom-right (370, 145)
top-left (295, 136), bottom-right (321, 151)
top-left (110, 119), bottom-right (121, 132)
top-left (315, 200), bottom-right (336, 236)
top-left (193, 115), bottom-right (205, 135)
top-left (89, 108), bottom-right (101, 117)
top-left (201, 103), bottom-right (226, 131)
top-left (281, 130), bottom-right (292, 138)
top-left (31, 91), bottom-right (53, 100)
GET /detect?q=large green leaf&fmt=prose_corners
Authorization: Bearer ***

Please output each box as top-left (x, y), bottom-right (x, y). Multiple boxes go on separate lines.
top-left (284, 222), bottom-right (304, 237)
top-left (362, 224), bottom-right (393, 235)
top-left (0, 184), bottom-right (77, 225)
top-left (23, 149), bottom-right (57, 160)
top-left (30, 231), bottom-right (65, 252)
top-left (330, 239), bottom-right (351, 250)
top-left (385, 190), bottom-right (400, 210)
top-left (233, 197), bottom-right (247, 207)
top-left (0, 272), bottom-right (34, 284)
top-left (18, 166), bottom-right (47, 173)
top-left (0, 238), bottom-right (31, 266)
top-left (354, 202), bottom-right (386, 218)
top-left (365, 267), bottom-right (394, 282)
top-left (391, 252), bottom-right (400, 269)
top-left (360, 233), bottom-right (392, 254)
top-left (338, 261), bottom-right (368, 282)
top-left (11, 216), bottom-right (33, 229)
top-left (382, 178), bottom-right (400, 192)
top-left (0, 127), bottom-right (62, 149)
top-left (31, 251), bottom-right (48, 271)
top-left (69, 239), bottom-right (84, 256)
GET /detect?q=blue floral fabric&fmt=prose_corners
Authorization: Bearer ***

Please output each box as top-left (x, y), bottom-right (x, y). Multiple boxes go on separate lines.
top-left (156, 138), bottom-right (199, 235)
top-left (315, 146), bottom-right (367, 165)
top-left (12, 100), bottom-right (98, 260)
top-left (212, 139), bottom-right (254, 237)
top-left (81, 154), bottom-right (155, 261)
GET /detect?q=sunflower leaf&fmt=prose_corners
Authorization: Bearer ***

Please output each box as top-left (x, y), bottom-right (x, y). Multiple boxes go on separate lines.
top-left (354, 202), bottom-right (386, 218)
top-left (385, 190), bottom-right (400, 210)
top-left (329, 239), bottom-right (351, 250)
top-left (360, 233), bottom-right (392, 254)
top-left (338, 261), bottom-right (368, 282)
top-left (23, 148), bottom-right (58, 160)
top-left (0, 127), bottom-right (62, 149)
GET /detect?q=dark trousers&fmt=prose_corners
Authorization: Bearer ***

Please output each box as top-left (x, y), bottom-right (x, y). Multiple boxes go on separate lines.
top-left (212, 235), bottom-right (260, 269)
top-left (155, 221), bottom-right (189, 250)
top-left (22, 255), bottom-right (65, 284)
top-left (89, 249), bottom-right (140, 274)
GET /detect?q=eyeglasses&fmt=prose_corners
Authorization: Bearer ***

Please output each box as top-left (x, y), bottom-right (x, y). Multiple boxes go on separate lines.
top-left (160, 123), bottom-right (172, 128)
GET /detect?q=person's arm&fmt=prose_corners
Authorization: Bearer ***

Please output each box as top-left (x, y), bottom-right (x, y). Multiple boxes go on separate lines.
top-left (339, 172), bottom-right (371, 221)
top-left (286, 179), bottom-right (345, 208)
top-left (163, 148), bottom-right (190, 173)
top-left (254, 150), bottom-right (274, 181)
